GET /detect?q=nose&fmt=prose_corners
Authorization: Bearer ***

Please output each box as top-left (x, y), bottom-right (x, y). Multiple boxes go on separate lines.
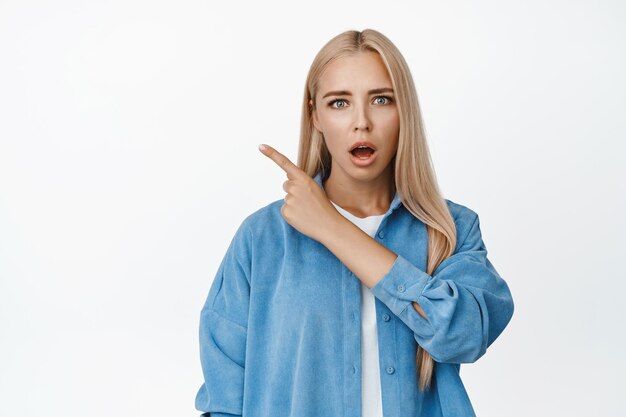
top-left (353, 104), bottom-right (371, 132)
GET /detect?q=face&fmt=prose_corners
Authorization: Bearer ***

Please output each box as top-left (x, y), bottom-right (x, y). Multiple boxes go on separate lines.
top-left (310, 51), bottom-right (400, 182)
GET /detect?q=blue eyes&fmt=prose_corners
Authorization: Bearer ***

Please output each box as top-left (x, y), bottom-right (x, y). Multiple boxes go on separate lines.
top-left (328, 95), bottom-right (393, 109)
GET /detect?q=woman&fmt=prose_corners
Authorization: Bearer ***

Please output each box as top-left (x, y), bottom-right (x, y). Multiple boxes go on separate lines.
top-left (195, 29), bottom-right (514, 417)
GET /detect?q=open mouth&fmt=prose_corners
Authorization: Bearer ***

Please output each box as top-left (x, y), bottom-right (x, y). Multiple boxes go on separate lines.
top-left (350, 146), bottom-right (376, 159)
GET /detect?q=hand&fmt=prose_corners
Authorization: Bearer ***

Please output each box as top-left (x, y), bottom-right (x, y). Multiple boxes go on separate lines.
top-left (258, 143), bottom-right (341, 243)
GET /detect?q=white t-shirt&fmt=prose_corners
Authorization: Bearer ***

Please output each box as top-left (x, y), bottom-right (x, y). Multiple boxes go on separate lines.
top-left (330, 200), bottom-right (386, 417)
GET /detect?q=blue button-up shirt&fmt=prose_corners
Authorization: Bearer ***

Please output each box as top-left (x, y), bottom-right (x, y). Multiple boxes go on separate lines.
top-left (195, 169), bottom-right (514, 417)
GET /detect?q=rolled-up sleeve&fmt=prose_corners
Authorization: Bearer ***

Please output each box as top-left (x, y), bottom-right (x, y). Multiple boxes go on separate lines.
top-left (195, 221), bottom-right (252, 417)
top-left (370, 212), bottom-right (514, 364)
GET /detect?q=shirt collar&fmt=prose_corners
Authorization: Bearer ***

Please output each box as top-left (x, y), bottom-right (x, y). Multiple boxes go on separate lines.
top-left (312, 169), bottom-right (403, 216)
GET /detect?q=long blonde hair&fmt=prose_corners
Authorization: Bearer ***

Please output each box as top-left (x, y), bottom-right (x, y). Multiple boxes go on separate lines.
top-left (296, 29), bottom-right (458, 392)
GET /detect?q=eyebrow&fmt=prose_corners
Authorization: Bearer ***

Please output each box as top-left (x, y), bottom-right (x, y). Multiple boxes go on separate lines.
top-left (321, 87), bottom-right (394, 99)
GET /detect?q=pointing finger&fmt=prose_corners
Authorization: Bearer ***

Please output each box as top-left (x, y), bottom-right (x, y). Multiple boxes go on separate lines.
top-left (258, 143), bottom-right (303, 180)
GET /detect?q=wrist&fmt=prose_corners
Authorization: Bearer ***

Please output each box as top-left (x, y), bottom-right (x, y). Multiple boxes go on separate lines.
top-left (319, 210), bottom-right (353, 249)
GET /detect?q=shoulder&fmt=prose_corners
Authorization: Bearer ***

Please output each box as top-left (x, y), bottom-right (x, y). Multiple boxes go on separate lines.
top-left (222, 198), bottom-right (285, 261)
top-left (444, 198), bottom-right (481, 251)
top-left (444, 198), bottom-right (478, 224)
top-left (236, 198), bottom-right (286, 239)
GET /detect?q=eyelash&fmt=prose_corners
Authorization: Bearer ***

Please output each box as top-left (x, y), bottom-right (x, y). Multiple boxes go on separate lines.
top-left (327, 95), bottom-right (394, 109)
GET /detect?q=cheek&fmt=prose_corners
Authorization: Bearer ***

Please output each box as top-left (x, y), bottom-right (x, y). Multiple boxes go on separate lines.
top-left (382, 112), bottom-right (400, 136)
top-left (380, 109), bottom-right (399, 125)
top-left (318, 114), bottom-right (349, 146)
top-left (322, 132), bottom-right (344, 156)
top-left (319, 111), bottom-right (349, 132)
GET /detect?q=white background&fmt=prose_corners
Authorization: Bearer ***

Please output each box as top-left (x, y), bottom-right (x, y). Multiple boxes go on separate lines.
top-left (1, 1), bottom-right (624, 416)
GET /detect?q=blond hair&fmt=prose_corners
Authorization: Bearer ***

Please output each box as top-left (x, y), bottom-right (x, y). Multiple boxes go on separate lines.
top-left (297, 29), bottom-right (458, 392)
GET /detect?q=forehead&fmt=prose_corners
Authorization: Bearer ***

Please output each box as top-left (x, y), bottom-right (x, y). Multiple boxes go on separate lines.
top-left (318, 51), bottom-right (392, 91)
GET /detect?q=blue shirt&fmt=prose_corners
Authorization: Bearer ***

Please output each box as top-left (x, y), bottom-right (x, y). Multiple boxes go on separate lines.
top-left (195, 169), bottom-right (515, 417)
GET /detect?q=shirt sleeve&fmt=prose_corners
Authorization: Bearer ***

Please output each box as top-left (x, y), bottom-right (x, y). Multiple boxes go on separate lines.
top-left (195, 221), bottom-right (252, 417)
top-left (370, 211), bottom-right (514, 364)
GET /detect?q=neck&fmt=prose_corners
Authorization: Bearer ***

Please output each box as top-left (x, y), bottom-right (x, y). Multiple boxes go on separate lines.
top-left (323, 167), bottom-right (395, 218)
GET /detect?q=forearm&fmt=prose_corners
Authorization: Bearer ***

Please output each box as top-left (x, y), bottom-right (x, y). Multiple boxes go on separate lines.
top-left (322, 214), bottom-right (428, 320)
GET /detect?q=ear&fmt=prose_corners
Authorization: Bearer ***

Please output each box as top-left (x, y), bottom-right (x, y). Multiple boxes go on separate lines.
top-left (309, 99), bottom-right (321, 132)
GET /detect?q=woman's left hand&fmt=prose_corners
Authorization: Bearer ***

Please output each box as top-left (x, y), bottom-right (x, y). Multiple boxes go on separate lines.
top-left (258, 143), bottom-right (341, 243)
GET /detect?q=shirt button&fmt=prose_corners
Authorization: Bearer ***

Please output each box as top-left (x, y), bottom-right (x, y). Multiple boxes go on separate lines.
top-left (352, 365), bottom-right (357, 374)
top-left (377, 230), bottom-right (385, 239)
top-left (352, 312), bottom-right (357, 321)
top-left (386, 366), bottom-right (395, 374)
top-left (397, 284), bottom-right (405, 292)
top-left (382, 314), bottom-right (390, 322)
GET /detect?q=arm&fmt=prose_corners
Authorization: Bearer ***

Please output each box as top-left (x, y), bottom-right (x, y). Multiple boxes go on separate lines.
top-left (321, 214), bottom-right (427, 317)
top-left (322, 211), bottom-right (514, 364)
top-left (195, 222), bottom-right (252, 417)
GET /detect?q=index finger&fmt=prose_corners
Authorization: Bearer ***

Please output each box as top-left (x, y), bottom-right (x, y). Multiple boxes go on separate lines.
top-left (258, 143), bottom-right (304, 180)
